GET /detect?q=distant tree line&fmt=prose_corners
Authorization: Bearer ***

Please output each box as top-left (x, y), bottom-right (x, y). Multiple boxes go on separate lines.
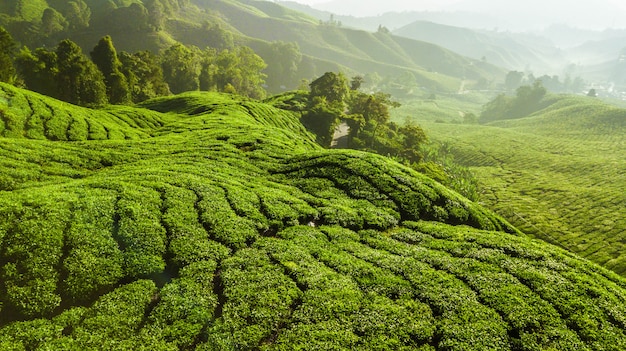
top-left (0, 24), bottom-right (299, 106)
top-left (504, 70), bottom-right (585, 94)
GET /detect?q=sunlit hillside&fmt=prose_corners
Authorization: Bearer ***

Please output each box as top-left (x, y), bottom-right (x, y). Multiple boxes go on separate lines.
top-left (0, 83), bottom-right (625, 350)
top-left (418, 94), bottom-right (626, 275)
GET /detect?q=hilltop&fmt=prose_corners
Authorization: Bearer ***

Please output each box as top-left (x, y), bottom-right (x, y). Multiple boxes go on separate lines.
top-left (0, 84), bottom-right (626, 349)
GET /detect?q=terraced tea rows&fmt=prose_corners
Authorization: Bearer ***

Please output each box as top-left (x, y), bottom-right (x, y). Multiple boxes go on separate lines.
top-left (0, 87), bottom-right (625, 350)
top-left (421, 95), bottom-right (626, 275)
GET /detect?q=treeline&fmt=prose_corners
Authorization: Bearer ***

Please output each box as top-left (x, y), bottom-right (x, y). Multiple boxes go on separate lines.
top-left (0, 25), bottom-right (273, 106)
top-left (503, 70), bottom-right (585, 94)
top-left (1, 0), bottom-right (190, 44)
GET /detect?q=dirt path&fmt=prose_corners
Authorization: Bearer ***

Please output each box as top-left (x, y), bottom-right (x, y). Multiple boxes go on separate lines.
top-left (331, 121), bottom-right (349, 148)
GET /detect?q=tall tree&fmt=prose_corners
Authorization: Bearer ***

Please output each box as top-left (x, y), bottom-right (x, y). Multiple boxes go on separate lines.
top-left (229, 46), bottom-right (266, 99)
top-left (210, 46), bottom-right (267, 98)
top-left (262, 41), bottom-right (302, 91)
top-left (40, 8), bottom-right (68, 37)
top-left (119, 50), bottom-right (170, 102)
top-left (160, 44), bottom-right (200, 94)
top-left (15, 47), bottom-right (58, 97)
top-left (56, 39), bottom-right (107, 106)
top-left (91, 36), bottom-right (130, 104)
top-left (0, 26), bottom-right (17, 83)
top-left (64, 0), bottom-right (91, 30)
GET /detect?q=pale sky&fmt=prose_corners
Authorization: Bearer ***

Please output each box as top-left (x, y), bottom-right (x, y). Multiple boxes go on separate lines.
top-left (283, 0), bottom-right (626, 29)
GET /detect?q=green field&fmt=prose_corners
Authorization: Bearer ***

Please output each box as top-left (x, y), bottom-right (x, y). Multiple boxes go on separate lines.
top-left (417, 94), bottom-right (626, 275)
top-left (0, 83), bottom-right (625, 349)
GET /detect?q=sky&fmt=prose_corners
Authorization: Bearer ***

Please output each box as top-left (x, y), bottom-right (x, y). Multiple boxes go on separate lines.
top-left (288, 0), bottom-right (462, 15)
top-left (284, 0), bottom-right (626, 29)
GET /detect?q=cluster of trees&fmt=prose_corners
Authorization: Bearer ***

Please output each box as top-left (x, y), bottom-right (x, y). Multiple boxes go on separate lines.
top-left (2, 0), bottom-right (190, 45)
top-left (300, 72), bottom-right (427, 165)
top-left (480, 80), bottom-right (548, 123)
top-left (0, 26), bottom-right (270, 106)
top-left (504, 70), bottom-right (585, 94)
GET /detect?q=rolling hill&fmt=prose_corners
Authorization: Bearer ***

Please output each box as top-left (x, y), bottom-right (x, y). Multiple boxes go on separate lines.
top-left (416, 94), bottom-right (626, 276)
top-left (393, 21), bottom-right (564, 73)
top-left (1, 83), bottom-right (626, 349)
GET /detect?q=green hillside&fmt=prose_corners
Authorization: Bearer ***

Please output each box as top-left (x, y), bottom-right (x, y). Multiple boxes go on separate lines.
top-left (1, 84), bottom-right (626, 349)
top-left (418, 94), bottom-right (626, 275)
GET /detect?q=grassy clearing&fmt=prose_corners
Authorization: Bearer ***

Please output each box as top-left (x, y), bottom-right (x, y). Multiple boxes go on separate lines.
top-left (0, 86), bottom-right (624, 349)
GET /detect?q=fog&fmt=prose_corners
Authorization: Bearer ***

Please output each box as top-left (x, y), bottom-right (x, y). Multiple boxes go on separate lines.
top-left (289, 0), bottom-right (626, 30)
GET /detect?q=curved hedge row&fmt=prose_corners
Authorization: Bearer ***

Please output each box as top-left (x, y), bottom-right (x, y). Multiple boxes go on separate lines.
top-left (0, 88), bottom-right (625, 350)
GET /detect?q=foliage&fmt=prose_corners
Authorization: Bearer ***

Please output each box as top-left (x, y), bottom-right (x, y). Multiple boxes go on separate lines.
top-left (16, 39), bottom-right (107, 107)
top-left (309, 71), bottom-right (349, 110)
top-left (0, 26), bottom-right (16, 84)
top-left (55, 39), bottom-right (107, 106)
top-left (480, 81), bottom-right (547, 123)
top-left (91, 35), bottom-right (131, 104)
top-left (119, 50), bottom-right (171, 103)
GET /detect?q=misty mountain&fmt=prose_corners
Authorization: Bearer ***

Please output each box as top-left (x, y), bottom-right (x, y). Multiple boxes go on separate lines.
top-left (449, 0), bottom-right (626, 30)
top-left (277, 1), bottom-right (503, 32)
top-left (393, 21), bottom-right (565, 73)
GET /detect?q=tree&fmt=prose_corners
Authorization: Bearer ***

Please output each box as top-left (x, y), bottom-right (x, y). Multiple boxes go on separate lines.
top-left (230, 46), bottom-right (267, 99)
top-left (0, 26), bottom-right (17, 83)
top-left (91, 36), bottom-right (130, 104)
top-left (505, 70), bottom-right (524, 91)
top-left (144, 0), bottom-right (166, 31)
top-left (211, 46), bottom-right (267, 98)
top-left (262, 41), bottom-right (302, 91)
top-left (348, 91), bottom-right (398, 147)
top-left (56, 39), bottom-right (107, 106)
top-left (587, 88), bottom-right (597, 97)
top-left (40, 8), bottom-right (68, 37)
top-left (350, 75), bottom-right (365, 91)
top-left (398, 121), bottom-right (427, 163)
top-left (309, 72), bottom-right (349, 110)
top-left (160, 44), bottom-right (200, 94)
top-left (64, 0), bottom-right (91, 30)
top-left (119, 50), bottom-right (170, 103)
top-left (301, 96), bottom-right (340, 147)
top-left (199, 48), bottom-right (218, 92)
top-left (203, 23), bottom-right (234, 50)
top-left (15, 47), bottom-right (58, 97)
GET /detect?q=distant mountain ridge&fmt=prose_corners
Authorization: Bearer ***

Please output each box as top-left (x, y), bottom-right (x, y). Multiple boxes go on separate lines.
top-left (393, 21), bottom-right (564, 73)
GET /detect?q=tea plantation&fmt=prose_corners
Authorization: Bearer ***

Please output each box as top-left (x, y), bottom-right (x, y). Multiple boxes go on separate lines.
top-left (420, 94), bottom-right (626, 276)
top-left (0, 83), bottom-right (625, 350)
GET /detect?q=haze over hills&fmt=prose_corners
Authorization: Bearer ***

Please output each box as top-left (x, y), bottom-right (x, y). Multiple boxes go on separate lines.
top-left (281, 0), bottom-right (626, 94)
top-left (289, 0), bottom-right (626, 30)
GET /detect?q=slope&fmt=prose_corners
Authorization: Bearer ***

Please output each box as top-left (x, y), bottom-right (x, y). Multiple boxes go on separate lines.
top-left (418, 95), bottom-right (626, 275)
top-left (393, 21), bottom-right (564, 73)
top-left (195, 0), bottom-right (503, 89)
top-left (0, 0), bottom-right (505, 93)
top-left (0, 85), bottom-right (625, 349)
